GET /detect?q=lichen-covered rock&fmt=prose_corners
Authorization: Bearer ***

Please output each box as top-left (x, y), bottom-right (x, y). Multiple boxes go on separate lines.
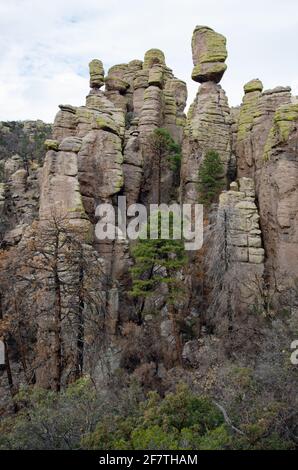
top-left (237, 80), bottom-right (263, 142)
top-left (244, 79), bottom-right (263, 94)
top-left (83, 90), bottom-right (125, 138)
top-left (93, 115), bottom-right (120, 136)
top-left (133, 69), bottom-right (149, 90)
top-left (1, 152), bottom-right (41, 236)
top-left (44, 139), bottom-right (59, 151)
top-left (124, 59), bottom-right (143, 85)
top-left (2, 24), bottom-right (298, 406)
top-left (123, 60), bottom-right (143, 112)
top-left (236, 84), bottom-right (291, 178)
top-left (219, 178), bottom-right (264, 264)
top-left (148, 64), bottom-right (164, 88)
top-left (138, 85), bottom-right (163, 138)
top-left (105, 76), bottom-right (129, 93)
top-left (39, 149), bottom-right (88, 223)
top-left (4, 154), bottom-right (23, 179)
top-left (235, 80), bottom-right (263, 176)
top-left (77, 129), bottom-right (123, 203)
top-left (104, 64), bottom-right (129, 111)
top-left (122, 135), bottom-right (143, 206)
top-left (52, 105), bottom-right (77, 141)
top-left (132, 70), bottom-right (149, 115)
top-left (165, 79), bottom-right (187, 114)
top-left (181, 81), bottom-right (231, 202)
top-left (230, 106), bottom-right (240, 155)
top-left (191, 26), bottom-right (227, 83)
top-left (89, 59), bottom-right (104, 89)
top-left (257, 104), bottom-right (298, 301)
top-left (263, 102), bottom-right (298, 161)
top-left (143, 49), bottom-right (165, 69)
top-left (186, 82), bottom-right (231, 152)
top-left (59, 136), bottom-right (82, 153)
top-left (233, 80), bottom-right (297, 307)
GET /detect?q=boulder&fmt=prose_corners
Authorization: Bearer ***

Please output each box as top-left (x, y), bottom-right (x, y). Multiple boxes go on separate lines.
top-left (143, 49), bottom-right (165, 69)
top-left (191, 26), bottom-right (227, 83)
top-left (89, 59), bottom-right (104, 89)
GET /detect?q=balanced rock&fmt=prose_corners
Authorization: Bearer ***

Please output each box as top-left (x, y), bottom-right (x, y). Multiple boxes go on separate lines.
top-left (191, 26), bottom-right (227, 83)
top-left (244, 79), bottom-right (263, 94)
top-left (89, 59), bottom-right (104, 89)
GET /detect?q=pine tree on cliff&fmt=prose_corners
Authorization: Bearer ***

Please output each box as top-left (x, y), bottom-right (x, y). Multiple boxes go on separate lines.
top-left (130, 213), bottom-right (186, 363)
top-left (145, 128), bottom-right (181, 204)
top-left (198, 150), bottom-right (225, 206)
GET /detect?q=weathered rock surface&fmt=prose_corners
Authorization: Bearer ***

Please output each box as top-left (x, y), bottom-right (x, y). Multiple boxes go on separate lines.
top-left (257, 103), bottom-right (298, 303)
top-left (234, 80), bottom-right (297, 305)
top-left (181, 81), bottom-right (232, 203)
top-left (89, 59), bottom-right (104, 89)
top-left (1, 25), bottom-right (297, 402)
top-left (191, 26), bottom-right (227, 83)
top-left (219, 177), bottom-right (264, 265)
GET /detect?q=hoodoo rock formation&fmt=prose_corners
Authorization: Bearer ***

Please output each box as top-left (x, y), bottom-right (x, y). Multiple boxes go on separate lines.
top-left (181, 25), bottom-right (231, 204)
top-left (0, 25), bottom-right (297, 426)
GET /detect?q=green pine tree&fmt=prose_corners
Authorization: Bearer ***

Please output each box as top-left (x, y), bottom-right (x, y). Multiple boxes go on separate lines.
top-left (197, 150), bottom-right (225, 206)
top-left (145, 128), bottom-right (182, 203)
top-left (130, 213), bottom-right (187, 362)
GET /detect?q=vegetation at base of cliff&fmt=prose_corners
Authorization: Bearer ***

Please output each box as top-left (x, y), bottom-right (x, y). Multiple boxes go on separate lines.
top-left (0, 379), bottom-right (294, 450)
top-left (197, 149), bottom-right (225, 205)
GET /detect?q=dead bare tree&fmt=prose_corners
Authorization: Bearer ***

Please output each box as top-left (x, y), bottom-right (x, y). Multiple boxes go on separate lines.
top-left (0, 209), bottom-right (106, 392)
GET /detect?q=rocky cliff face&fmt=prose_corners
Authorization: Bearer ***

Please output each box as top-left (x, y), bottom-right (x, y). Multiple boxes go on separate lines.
top-left (234, 79), bottom-right (298, 307)
top-left (0, 120), bottom-right (51, 244)
top-left (0, 26), bottom-right (297, 406)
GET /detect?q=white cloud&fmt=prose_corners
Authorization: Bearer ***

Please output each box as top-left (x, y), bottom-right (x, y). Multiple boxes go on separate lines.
top-left (0, 0), bottom-right (297, 121)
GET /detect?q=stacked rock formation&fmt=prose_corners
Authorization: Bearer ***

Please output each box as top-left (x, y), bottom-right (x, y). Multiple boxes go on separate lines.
top-left (30, 47), bottom-right (188, 387)
top-left (181, 26), bottom-right (232, 203)
top-left (1, 25), bottom-right (297, 396)
top-left (219, 178), bottom-right (264, 265)
top-left (234, 79), bottom-right (297, 305)
top-left (235, 79), bottom-right (264, 176)
top-left (209, 177), bottom-right (265, 313)
top-left (258, 102), bottom-right (298, 301)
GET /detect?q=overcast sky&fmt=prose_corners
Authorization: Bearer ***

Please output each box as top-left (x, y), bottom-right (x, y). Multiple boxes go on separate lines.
top-left (0, 0), bottom-right (297, 122)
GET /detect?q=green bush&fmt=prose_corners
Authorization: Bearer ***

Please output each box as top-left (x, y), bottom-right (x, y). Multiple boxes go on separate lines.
top-left (0, 377), bottom-right (99, 450)
top-left (83, 383), bottom-right (226, 450)
top-left (1, 378), bottom-right (294, 450)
